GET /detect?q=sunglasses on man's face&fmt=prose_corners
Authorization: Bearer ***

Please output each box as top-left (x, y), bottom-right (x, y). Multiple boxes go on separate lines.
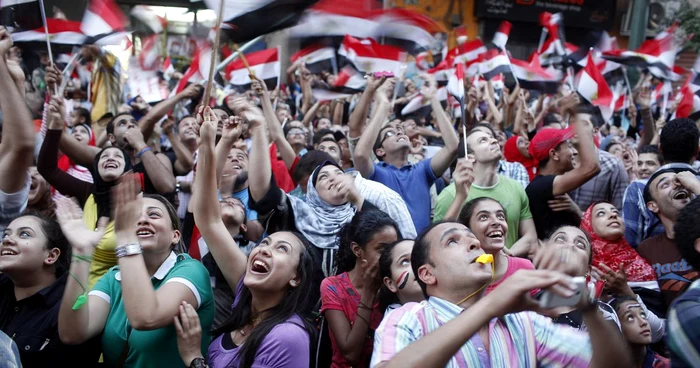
top-left (379, 129), bottom-right (403, 146)
top-left (286, 128), bottom-right (305, 137)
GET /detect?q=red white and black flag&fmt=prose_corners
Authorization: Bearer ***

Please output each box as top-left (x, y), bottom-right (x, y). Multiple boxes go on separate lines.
top-left (225, 48), bottom-right (281, 92)
top-left (479, 48), bottom-right (512, 80)
top-left (290, 43), bottom-right (336, 74)
top-left (206, 0), bottom-right (318, 44)
top-left (312, 66), bottom-right (366, 101)
top-left (81, 0), bottom-right (129, 45)
top-left (511, 53), bottom-right (563, 94)
top-left (576, 51), bottom-right (614, 121)
top-left (0, 0), bottom-right (42, 31)
top-left (11, 18), bottom-right (84, 45)
top-left (338, 35), bottom-right (405, 75)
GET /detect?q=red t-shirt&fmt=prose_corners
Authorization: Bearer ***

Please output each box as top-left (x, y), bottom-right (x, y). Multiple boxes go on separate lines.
top-left (320, 272), bottom-right (383, 368)
top-left (485, 256), bottom-right (536, 294)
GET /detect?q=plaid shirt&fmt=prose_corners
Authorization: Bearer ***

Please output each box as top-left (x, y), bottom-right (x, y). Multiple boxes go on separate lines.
top-left (499, 160), bottom-right (530, 189)
top-left (371, 297), bottom-right (592, 368)
top-left (622, 163), bottom-right (699, 248)
top-left (667, 279), bottom-right (700, 367)
top-left (570, 150), bottom-right (629, 211)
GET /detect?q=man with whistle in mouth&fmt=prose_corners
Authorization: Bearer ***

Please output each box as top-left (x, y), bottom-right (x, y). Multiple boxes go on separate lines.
top-left (371, 221), bottom-right (631, 368)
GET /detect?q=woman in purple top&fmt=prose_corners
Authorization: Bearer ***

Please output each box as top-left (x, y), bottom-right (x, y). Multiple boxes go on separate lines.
top-left (173, 112), bottom-right (319, 368)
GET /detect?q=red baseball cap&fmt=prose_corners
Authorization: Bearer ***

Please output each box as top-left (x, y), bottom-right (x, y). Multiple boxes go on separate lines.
top-left (528, 127), bottom-right (575, 162)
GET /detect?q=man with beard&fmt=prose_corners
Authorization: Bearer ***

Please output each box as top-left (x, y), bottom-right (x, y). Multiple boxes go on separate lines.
top-left (638, 168), bottom-right (700, 310)
top-left (174, 116), bottom-right (201, 220)
top-left (0, 27), bottom-right (34, 232)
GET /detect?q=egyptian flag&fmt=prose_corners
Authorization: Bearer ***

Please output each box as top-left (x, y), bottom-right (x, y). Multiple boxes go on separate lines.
top-left (428, 59), bottom-right (453, 86)
top-left (0, 0), bottom-right (41, 31)
top-left (12, 18), bottom-right (85, 45)
top-left (81, 0), bottom-right (129, 45)
top-left (602, 24), bottom-right (678, 80)
top-left (491, 21), bottom-right (511, 50)
top-left (226, 48), bottom-right (280, 92)
top-left (290, 44), bottom-right (336, 74)
top-left (174, 46), bottom-right (210, 95)
top-left (674, 74), bottom-right (700, 118)
top-left (312, 66), bottom-right (366, 101)
top-left (206, 0), bottom-right (318, 43)
top-left (576, 52), bottom-right (614, 121)
top-left (289, 1), bottom-right (377, 40)
top-left (479, 48), bottom-right (511, 80)
top-left (372, 8), bottom-right (443, 54)
top-left (511, 53), bottom-right (563, 94)
top-left (130, 5), bottom-right (167, 35)
top-left (447, 63), bottom-right (465, 101)
top-left (161, 56), bottom-right (175, 81)
top-left (446, 39), bottom-right (487, 66)
top-left (137, 34), bottom-right (161, 71)
top-left (338, 35), bottom-right (405, 75)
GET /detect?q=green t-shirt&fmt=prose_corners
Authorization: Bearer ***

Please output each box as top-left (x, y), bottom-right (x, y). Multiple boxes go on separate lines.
top-left (433, 175), bottom-right (533, 248)
top-left (89, 252), bottom-right (215, 367)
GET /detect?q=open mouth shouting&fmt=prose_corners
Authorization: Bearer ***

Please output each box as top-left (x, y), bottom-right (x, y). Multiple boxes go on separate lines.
top-left (250, 257), bottom-right (271, 275)
top-left (485, 229), bottom-right (505, 242)
top-left (103, 160), bottom-right (120, 170)
top-left (672, 189), bottom-right (690, 201)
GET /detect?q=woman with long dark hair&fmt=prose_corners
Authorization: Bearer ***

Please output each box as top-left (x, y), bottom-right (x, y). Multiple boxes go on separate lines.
top-left (39, 96), bottom-right (135, 288)
top-left (322, 209), bottom-right (400, 368)
top-left (173, 114), bottom-right (319, 367)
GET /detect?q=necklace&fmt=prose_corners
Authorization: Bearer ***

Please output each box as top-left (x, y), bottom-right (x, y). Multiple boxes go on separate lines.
top-left (239, 315), bottom-right (264, 336)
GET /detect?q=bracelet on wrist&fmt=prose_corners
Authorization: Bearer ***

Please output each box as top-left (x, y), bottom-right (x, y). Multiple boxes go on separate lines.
top-left (189, 357), bottom-right (207, 368)
top-left (115, 243), bottom-right (143, 258)
top-left (137, 146), bottom-right (152, 158)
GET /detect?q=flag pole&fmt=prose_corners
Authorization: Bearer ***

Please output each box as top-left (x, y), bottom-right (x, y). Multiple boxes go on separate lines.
top-left (38, 0), bottom-right (57, 95)
top-left (203, 0), bottom-right (225, 108)
top-left (661, 81), bottom-right (670, 118)
top-left (537, 28), bottom-right (548, 54)
top-left (504, 52), bottom-right (534, 119)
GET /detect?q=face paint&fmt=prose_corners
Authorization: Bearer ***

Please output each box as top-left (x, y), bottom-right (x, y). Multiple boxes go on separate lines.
top-left (397, 271), bottom-right (409, 290)
top-left (626, 303), bottom-right (642, 310)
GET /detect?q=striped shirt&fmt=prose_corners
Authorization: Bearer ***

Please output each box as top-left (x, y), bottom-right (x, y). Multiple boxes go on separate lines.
top-left (499, 160), bottom-right (530, 189)
top-left (371, 297), bottom-right (592, 368)
top-left (570, 150), bottom-right (629, 211)
top-left (667, 279), bottom-right (700, 367)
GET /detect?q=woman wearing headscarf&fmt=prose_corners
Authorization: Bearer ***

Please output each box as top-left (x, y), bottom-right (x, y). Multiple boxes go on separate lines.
top-left (503, 135), bottom-right (538, 181)
top-left (580, 202), bottom-right (658, 291)
top-left (38, 96), bottom-right (138, 288)
top-left (240, 98), bottom-right (381, 276)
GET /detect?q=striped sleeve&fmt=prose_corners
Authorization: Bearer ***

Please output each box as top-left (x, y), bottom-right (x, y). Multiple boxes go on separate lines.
top-left (529, 312), bottom-right (592, 368)
top-left (667, 283), bottom-right (700, 367)
top-left (370, 303), bottom-right (424, 368)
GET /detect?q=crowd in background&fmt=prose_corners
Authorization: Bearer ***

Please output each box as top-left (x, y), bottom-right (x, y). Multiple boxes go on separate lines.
top-left (1, 10), bottom-right (700, 368)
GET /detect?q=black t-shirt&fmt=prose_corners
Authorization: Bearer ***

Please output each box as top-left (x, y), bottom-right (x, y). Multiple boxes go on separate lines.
top-left (0, 275), bottom-right (101, 367)
top-left (525, 175), bottom-right (580, 239)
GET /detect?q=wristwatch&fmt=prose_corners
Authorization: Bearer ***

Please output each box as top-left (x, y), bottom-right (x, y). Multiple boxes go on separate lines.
top-left (189, 357), bottom-right (207, 368)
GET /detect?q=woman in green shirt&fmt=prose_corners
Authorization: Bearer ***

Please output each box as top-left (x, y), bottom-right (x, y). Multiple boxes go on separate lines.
top-left (55, 174), bottom-right (215, 367)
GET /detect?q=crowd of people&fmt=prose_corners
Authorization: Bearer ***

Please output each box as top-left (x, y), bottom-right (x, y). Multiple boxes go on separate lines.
top-left (2, 20), bottom-right (700, 368)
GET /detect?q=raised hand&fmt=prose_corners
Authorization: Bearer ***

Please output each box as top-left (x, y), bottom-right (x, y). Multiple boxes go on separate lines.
top-left (199, 110), bottom-right (217, 146)
top-left (453, 158), bottom-right (474, 197)
top-left (635, 86), bottom-right (652, 109)
top-left (55, 197), bottom-right (109, 256)
top-left (419, 73), bottom-right (437, 100)
top-left (361, 257), bottom-right (382, 294)
top-left (45, 64), bottom-right (63, 93)
top-left (484, 269), bottom-right (578, 317)
top-left (221, 116), bottom-right (243, 141)
top-left (113, 173), bottom-right (143, 243)
top-left (174, 301), bottom-right (203, 367)
top-left (47, 95), bottom-right (67, 130)
top-left (334, 173), bottom-right (363, 208)
top-left (593, 263), bottom-right (634, 297)
top-left (161, 116), bottom-right (176, 138)
top-left (124, 128), bottom-right (147, 152)
top-left (179, 84), bottom-right (202, 100)
top-left (0, 27), bottom-right (13, 56)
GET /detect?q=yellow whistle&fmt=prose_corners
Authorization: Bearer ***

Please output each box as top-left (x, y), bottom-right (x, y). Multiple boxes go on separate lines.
top-left (475, 254), bottom-right (494, 264)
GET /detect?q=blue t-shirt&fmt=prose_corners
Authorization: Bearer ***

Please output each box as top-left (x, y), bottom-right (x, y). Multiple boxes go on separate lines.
top-left (233, 188), bottom-right (258, 222)
top-left (369, 159), bottom-right (437, 232)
